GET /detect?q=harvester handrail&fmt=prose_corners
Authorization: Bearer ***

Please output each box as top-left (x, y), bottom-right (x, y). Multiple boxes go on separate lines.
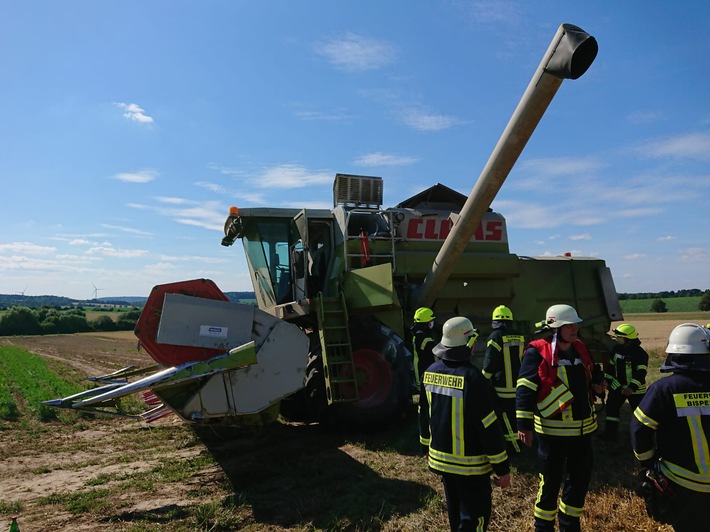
top-left (343, 208), bottom-right (398, 272)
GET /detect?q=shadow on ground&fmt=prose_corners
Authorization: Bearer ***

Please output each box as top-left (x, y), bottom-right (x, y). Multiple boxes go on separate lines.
top-left (191, 408), bottom-right (435, 529)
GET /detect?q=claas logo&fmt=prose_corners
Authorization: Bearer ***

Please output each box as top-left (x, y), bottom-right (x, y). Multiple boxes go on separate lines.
top-left (405, 218), bottom-right (504, 241)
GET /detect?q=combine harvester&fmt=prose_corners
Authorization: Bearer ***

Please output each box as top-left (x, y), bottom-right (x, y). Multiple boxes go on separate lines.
top-left (45, 23), bottom-right (622, 427)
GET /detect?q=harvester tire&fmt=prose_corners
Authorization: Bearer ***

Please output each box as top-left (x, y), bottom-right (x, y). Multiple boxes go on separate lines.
top-left (333, 319), bottom-right (413, 425)
top-left (279, 333), bottom-right (327, 424)
top-left (281, 322), bottom-right (413, 426)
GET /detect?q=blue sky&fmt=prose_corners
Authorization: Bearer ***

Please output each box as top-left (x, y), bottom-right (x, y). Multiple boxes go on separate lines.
top-left (1, 1), bottom-right (709, 300)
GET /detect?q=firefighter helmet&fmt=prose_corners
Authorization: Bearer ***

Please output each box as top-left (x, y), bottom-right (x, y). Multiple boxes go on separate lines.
top-left (661, 323), bottom-right (710, 373)
top-left (544, 304), bottom-right (582, 328)
top-left (611, 323), bottom-right (638, 340)
top-left (413, 307), bottom-right (435, 323)
top-left (492, 305), bottom-right (513, 321)
top-left (441, 317), bottom-right (478, 347)
top-left (665, 323), bottom-right (710, 354)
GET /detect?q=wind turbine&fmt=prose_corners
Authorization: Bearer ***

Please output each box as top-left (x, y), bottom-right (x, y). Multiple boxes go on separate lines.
top-left (91, 283), bottom-right (105, 301)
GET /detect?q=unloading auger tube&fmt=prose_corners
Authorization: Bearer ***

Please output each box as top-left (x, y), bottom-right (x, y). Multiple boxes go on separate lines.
top-left (414, 23), bottom-right (598, 309)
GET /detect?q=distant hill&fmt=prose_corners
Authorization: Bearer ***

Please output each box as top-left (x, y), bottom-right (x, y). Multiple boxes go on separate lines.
top-left (0, 291), bottom-right (256, 309)
top-left (0, 294), bottom-right (79, 308)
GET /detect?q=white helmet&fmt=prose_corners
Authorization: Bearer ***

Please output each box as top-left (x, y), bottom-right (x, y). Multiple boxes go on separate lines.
top-left (441, 317), bottom-right (478, 347)
top-left (544, 304), bottom-right (582, 328)
top-left (665, 323), bottom-right (710, 354)
top-left (661, 323), bottom-right (710, 373)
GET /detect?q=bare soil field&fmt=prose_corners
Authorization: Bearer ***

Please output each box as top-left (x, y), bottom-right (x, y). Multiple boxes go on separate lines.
top-left (3, 316), bottom-right (705, 531)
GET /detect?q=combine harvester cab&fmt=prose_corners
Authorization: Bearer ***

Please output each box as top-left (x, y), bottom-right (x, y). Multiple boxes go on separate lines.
top-left (44, 279), bottom-right (310, 426)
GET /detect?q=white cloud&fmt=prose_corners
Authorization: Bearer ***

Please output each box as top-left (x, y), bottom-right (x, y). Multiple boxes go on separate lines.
top-left (638, 132), bottom-right (710, 161)
top-left (115, 102), bottom-right (154, 123)
top-left (155, 196), bottom-right (189, 205)
top-left (569, 234), bottom-right (592, 241)
top-left (468, 1), bottom-right (523, 24)
top-left (294, 108), bottom-right (356, 122)
top-left (235, 192), bottom-right (268, 204)
top-left (627, 110), bottom-right (666, 124)
top-left (112, 169), bottom-right (158, 183)
top-left (680, 247), bottom-right (710, 261)
top-left (251, 164), bottom-right (332, 188)
top-left (314, 32), bottom-right (397, 72)
top-left (156, 200), bottom-right (227, 231)
top-left (0, 242), bottom-right (57, 254)
top-left (399, 107), bottom-right (459, 132)
top-left (159, 255), bottom-right (228, 264)
top-left (195, 181), bottom-right (228, 194)
top-left (657, 235), bottom-right (676, 242)
top-left (623, 253), bottom-right (646, 260)
top-left (85, 246), bottom-right (148, 258)
top-left (100, 224), bottom-right (152, 236)
top-left (517, 156), bottom-right (604, 185)
top-left (69, 239), bottom-right (90, 245)
top-left (354, 152), bottom-right (419, 167)
top-left (125, 196), bottom-right (230, 232)
top-left (283, 200), bottom-right (332, 210)
top-left (614, 207), bottom-right (665, 218)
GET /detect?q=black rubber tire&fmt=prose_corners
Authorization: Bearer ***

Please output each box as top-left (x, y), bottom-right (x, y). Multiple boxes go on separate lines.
top-left (331, 318), bottom-right (413, 425)
top-left (281, 321), bottom-right (413, 426)
top-left (279, 332), bottom-right (328, 424)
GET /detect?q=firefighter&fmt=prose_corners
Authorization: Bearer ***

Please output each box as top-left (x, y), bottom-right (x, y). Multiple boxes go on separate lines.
top-left (411, 307), bottom-right (438, 387)
top-left (600, 323), bottom-right (648, 442)
top-left (419, 316), bottom-right (511, 531)
top-left (516, 304), bottom-right (605, 532)
top-left (412, 307), bottom-right (440, 455)
top-left (630, 323), bottom-right (710, 531)
top-left (482, 305), bottom-right (525, 453)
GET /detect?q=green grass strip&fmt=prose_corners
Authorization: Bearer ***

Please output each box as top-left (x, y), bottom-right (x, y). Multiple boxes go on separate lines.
top-left (620, 296), bottom-right (702, 313)
top-left (0, 346), bottom-right (84, 421)
top-left (0, 367), bottom-right (20, 420)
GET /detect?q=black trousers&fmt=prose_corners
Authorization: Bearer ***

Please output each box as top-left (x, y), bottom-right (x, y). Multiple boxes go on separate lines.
top-left (440, 472), bottom-right (492, 531)
top-left (605, 390), bottom-right (643, 421)
top-left (534, 434), bottom-right (593, 532)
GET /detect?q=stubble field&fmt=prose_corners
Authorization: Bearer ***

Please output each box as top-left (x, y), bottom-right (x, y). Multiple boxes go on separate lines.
top-left (1, 314), bottom-right (706, 531)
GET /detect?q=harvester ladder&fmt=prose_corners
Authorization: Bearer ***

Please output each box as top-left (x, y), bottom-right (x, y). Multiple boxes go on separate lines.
top-left (316, 291), bottom-right (359, 404)
top-left (343, 209), bottom-right (396, 272)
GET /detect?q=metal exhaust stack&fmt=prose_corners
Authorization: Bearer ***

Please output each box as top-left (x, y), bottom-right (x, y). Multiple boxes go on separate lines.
top-left (415, 23), bottom-right (598, 308)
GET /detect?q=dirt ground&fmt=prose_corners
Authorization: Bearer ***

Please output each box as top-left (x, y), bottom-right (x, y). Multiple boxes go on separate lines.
top-left (611, 313), bottom-right (707, 351)
top-left (1, 317), bottom-right (703, 531)
top-left (0, 332), bottom-right (194, 531)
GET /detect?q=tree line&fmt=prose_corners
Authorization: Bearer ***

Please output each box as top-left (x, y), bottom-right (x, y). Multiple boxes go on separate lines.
top-left (625, 291), bottom-right (710, 313)
top-left (0, 306), bottom-right (142, 336)
top-left (618, 288), bottom-right (707, 300)
top-left (1, 290), bottom-right (707, 336)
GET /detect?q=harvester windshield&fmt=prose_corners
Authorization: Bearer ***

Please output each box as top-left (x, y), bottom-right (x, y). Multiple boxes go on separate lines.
top-left (241, 219), bottom-right (291, 306)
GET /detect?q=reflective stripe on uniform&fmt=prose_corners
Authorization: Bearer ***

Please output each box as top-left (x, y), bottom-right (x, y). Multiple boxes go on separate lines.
top-left (660, 459), bottom-right (710, 493)
top-left (533, 415), bottom-right (597, 436)
top-left (633, 407), bottom-right (659, 430)
top-left (428, 447), bottom-right (494, 476)
top-left (559, 500), bottom-right (583, 518)
top-left (482, 409), bottom-right (497, 428)
top-left (537, 382), bottom-right (574, 418)
top-left (517, 377), bottom-right (537, 391)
